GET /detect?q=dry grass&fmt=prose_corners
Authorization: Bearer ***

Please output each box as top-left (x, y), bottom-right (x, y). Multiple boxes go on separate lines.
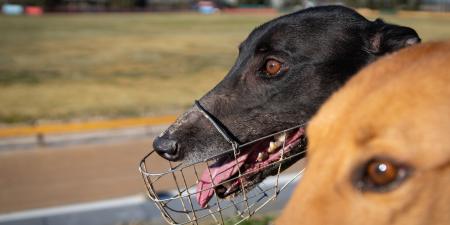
top-left (0, 12), bottom-right (449, 124)
top-left (0, 13), bottom-right (272, 124)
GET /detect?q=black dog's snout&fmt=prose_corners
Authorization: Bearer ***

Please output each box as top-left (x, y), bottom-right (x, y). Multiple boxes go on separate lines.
top-left (153, 137), bottom-right (180, 161)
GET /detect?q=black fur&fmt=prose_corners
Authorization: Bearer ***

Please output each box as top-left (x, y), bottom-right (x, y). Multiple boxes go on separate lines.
top-left (154, 6), bottom-right (420, 165)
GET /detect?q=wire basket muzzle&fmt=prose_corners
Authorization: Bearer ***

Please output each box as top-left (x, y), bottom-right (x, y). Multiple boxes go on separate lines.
top-left (138, 128), bottom-right (307, 225)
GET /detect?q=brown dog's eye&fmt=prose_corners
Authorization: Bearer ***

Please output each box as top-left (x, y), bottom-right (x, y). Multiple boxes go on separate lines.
top-left (354, 158), bottom-right (410, 192)
top-left (367, 159), bottom-right (398, 186)
top-left (264, 59), bottom-right (282, 76)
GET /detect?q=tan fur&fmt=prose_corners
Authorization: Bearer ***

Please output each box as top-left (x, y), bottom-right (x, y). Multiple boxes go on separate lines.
top-left (277, 41), bottom-right (450, 225)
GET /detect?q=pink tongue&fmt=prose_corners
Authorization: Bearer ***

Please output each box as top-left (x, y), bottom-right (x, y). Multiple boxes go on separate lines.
top-left (196, 153), bottom-right (248, 208)
top-left (195, 129), bottom-right (304, 208)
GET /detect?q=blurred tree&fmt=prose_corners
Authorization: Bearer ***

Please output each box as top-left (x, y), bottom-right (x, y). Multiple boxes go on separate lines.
top-left (238, 0), bottom-right (269, 5)
top-left (344, 0), bottom-right (421, 9)
top-left (44, 0), bottom-right (63, 10)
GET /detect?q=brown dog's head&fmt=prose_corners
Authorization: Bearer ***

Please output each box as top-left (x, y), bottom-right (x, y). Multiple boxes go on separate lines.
top-left (277, 41), bottom-right (450, 225)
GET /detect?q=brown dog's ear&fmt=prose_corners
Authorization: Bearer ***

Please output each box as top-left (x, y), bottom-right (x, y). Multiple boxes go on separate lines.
top-left (368, 19), bottom-right (421, 55)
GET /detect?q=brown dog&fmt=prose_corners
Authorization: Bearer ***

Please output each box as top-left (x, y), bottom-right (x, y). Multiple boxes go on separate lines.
top-left (277, 41), bottom-right (450, 225)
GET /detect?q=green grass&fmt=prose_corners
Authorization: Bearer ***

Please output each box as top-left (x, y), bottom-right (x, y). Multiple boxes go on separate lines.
top-left (0, 12), bottom-right (449, 124)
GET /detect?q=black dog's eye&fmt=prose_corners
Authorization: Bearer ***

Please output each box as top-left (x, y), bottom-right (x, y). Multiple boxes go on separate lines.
top-left (354, 158), bottom-right (410, 192)
top-left (264, 59), bottom-right (282, 76)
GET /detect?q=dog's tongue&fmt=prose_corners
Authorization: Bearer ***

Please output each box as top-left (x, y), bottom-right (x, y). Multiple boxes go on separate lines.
top-left (196, 152), bottom-right (248, 208)
top-left (195, 129), bottom-right (304, 208)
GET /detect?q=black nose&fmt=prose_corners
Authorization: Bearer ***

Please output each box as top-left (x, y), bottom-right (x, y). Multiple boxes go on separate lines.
top-left (153, 137), bottom-right (180, 161)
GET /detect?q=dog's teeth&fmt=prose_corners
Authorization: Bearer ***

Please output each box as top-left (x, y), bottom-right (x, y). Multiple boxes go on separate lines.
top-left (268, 142), bottom-right (278, 153)
top-left (221, 182), bottom-right (231, 189)
top-left (257, 152), bottom-right (268, 162)
top-left (275, 132), bottom-right (286, 142)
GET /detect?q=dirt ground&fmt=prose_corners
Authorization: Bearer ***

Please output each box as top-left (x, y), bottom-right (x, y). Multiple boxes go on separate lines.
top-left (0, 137), bottom-right (304, 214)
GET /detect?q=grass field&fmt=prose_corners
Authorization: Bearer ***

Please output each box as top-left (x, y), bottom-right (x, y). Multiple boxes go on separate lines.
top-left (1, 11), bottom-right (450, 124)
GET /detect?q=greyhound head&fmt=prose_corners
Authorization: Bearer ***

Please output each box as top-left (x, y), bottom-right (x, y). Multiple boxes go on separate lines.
top-left (153, 6), bottom-right (420, 206)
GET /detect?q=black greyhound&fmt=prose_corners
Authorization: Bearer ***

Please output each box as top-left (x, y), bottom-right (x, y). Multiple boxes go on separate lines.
top-left (152, 6), bottom-right (420, 207)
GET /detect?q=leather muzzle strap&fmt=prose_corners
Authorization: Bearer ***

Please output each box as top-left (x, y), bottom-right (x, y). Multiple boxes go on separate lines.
top-left (194, 100), bottom-right (240, 151)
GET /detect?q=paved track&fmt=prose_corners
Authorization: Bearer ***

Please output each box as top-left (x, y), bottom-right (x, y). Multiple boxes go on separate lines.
top-left (0, 138), bottom-right (154, 213)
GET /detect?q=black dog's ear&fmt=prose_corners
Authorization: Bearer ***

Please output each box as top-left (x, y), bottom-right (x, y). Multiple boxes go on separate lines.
top-left (368, 19), bottom-right (421, 55)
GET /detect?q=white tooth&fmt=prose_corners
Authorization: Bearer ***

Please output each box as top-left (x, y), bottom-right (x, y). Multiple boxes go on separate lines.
top-left (268, 141), bottom-right (278, 153)
top-left (222, 182), bottom-right (231, 189)
top-left (257, 152), bottom-right (268, 162)
top-left (275, 132), bottom-right (286, 143)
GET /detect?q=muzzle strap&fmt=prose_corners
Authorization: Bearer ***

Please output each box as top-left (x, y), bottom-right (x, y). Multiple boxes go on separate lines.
top-left (194, 100), bottom-right (240, 150)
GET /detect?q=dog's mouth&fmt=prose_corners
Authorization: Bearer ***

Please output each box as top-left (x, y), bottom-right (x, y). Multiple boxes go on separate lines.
top-left (196, 127), bottom-right (305, 208)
